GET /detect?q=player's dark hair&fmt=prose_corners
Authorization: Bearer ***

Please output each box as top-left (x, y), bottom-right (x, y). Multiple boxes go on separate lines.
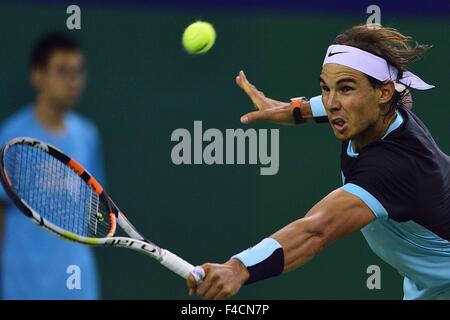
top-left (333, 25), bottom-right (431, 116)
top-left (30, 32), bottom-right (81, 69)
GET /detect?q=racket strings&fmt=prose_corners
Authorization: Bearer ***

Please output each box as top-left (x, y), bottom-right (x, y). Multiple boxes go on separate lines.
top-left (4, 144), bottom-right (112, 238)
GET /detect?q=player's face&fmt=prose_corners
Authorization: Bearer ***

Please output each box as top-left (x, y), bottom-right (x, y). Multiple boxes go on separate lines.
top-left (32, 49), bottom-right (85, 110)
top-left (320, 63), bottom-right (385, 142)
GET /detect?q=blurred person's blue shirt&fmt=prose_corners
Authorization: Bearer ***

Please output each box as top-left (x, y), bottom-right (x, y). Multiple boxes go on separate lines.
top-left (0, 105), bottom-right (104, 300)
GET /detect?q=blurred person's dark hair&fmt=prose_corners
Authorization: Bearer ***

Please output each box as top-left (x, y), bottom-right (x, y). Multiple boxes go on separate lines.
top-left (30, 32), bottom-right (81, 69)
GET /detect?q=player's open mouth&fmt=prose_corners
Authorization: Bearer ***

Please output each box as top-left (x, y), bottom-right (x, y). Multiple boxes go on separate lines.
top-left (331, 118), bottom-right (347, 132)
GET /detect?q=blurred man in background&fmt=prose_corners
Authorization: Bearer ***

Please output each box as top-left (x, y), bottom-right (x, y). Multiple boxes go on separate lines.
top-left (0, 32), bottom-right (104, 299)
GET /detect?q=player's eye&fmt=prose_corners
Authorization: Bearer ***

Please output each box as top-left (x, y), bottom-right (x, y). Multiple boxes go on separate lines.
top-left (320, 85), bottom-right (330, 92)
top-left (340, 86), bottom-right (354, 93)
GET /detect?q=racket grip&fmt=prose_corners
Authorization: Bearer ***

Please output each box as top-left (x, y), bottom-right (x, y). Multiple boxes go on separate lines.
top-left (160, 249), bottom-right (205, 283)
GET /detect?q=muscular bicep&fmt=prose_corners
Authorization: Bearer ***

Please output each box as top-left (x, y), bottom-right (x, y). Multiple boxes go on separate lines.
top-left (308, 188), bottom-right (376, 243)
top-left (271, 188), bottom-right (375, 272)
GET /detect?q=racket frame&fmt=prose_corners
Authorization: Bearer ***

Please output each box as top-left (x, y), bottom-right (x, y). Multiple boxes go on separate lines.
top-left (0, 137), bottom-right (203, 280)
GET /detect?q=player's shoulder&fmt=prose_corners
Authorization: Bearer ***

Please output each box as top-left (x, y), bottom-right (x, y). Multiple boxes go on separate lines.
top-left (350, 136), bottom-right (416, 175)
top-left (357, 141), bottom-right (414, 174)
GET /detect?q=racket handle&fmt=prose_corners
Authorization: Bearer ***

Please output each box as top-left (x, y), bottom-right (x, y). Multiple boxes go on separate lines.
top-left (160, 249), bottom-right (205, 283)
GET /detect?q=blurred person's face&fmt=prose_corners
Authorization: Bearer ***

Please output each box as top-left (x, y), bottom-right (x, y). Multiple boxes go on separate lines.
top-left (319, 63), bottom-right (394, 144)
top-left (32, 49), bottom-right (85, 110)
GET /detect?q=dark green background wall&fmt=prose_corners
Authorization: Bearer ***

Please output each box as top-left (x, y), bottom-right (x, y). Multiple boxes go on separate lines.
top-left (0, 3), bottom-right (448, 299)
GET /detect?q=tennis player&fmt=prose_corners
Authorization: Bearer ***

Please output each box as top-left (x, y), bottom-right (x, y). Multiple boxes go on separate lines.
top-left (0, 33), bottom-right (104, 299)
top-left (187, 25), bottom-right (450, 300)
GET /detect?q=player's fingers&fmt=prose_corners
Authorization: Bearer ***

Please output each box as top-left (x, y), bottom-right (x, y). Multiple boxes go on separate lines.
top-left (237, 70), bottom-right (259, 97)
top-left (194, 264), bottom-right (213, 297)
top-left (203, 283), bottom-right (223, 300)
top-left (239, 70), bottom-right (250, 85)
top-left (235, 70), bottom-right (246, 88)
top-left (187, 273), bottom-right (197, 288)
top-left (235, 75), bottom-right (242, 87)
top-left (201, 263), bottom-right (212, 274)
top-left (211, 289), bottom-right (229, 300)
top-left (187, 272), bottom-right (199, 297)
top-left (196, 279), bottom-right (213, 297)
top-left (211, 284), bottom-right (236, 300)
top-left (240, 110), bottom-right (268, 124)
top-left (212, 292), bottom-right (227, 300)
top-left (191, 265), bottom-right (206, 284)
top-left (187, 264), bottom-right (208, 296)
top-left (236, 71), bottom-right (267, 112)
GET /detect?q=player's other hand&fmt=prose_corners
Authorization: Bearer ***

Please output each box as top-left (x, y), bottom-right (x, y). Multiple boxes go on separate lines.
top-left (187, 259), bottom-right (250, 300)
top-left (236, 70), bottom-right (295, 126)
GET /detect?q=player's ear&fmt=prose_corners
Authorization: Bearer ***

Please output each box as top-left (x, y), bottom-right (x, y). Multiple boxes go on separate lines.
top-left (378, 81), bottom-right (395, 104)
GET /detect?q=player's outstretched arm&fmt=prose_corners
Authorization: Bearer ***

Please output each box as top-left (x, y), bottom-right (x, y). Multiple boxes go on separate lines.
top-left (187, 188), bottom-right (375, 300)
top-left (236, 70), bottom-right (314, 125)
top-left (237, 70), bottom-right (413, 126)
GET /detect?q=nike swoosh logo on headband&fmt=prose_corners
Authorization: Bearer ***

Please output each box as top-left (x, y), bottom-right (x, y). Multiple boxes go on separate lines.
top-left (328, 51), bottom-right (348, 57)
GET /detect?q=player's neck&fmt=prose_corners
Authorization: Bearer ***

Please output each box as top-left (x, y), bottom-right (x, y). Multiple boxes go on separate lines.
top-left (352, 112), bottom-right (397, 152)
top-left (34, 96), bottom-right (67, 134)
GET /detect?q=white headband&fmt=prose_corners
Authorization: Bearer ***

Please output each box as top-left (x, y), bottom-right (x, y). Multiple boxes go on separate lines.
top-left (323, 44), bottom-right (434, 91)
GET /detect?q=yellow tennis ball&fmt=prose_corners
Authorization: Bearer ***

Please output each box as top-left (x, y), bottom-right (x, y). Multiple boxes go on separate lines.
top-left (182, 21), bottom-right (216, 54)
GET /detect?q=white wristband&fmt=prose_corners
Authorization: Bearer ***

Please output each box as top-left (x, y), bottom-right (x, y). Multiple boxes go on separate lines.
top-left (310, 95), bottom-right (327, 118)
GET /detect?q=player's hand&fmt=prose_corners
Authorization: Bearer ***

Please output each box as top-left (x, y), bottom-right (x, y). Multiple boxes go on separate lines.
top-left (236, 70), bottom-right (295, 126)
top-left (187, 259), bottom-right (250, 300)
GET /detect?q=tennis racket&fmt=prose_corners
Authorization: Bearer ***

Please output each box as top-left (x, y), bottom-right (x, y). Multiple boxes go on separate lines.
top-left (0, 137), bottom-right (204, 283)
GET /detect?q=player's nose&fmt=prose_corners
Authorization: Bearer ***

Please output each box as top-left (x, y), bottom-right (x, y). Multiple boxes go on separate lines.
top-left (326, 92), bottom-right (341, 112)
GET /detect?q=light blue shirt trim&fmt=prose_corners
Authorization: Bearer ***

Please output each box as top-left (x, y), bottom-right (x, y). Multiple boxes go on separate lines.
top-left (310, 95), bottom-right (327, 118)
top-left (382, 110), bottom-right (404, 139)
top-left (347, 110), bottom-right (404, 158)
top-left (346, 142), bottom-right (359, 158)
top-left (231, 238), bottom-right (282, 267)
top-left (342, 183), bottom-right (389, 219)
